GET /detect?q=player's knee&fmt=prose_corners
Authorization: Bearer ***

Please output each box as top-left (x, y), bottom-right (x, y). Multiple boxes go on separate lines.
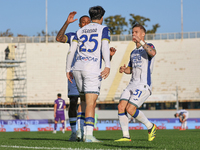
top-left (69, 97), bottom-right (78, 109)
top-left (126, 104), bottom-right (137, 115)
top-left (118, 103), bottom-right (125, 112)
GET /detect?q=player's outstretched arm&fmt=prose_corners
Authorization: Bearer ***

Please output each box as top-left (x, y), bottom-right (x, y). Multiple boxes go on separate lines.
top-left (56, 11), bottom-right (78, 43)
top-left (133, 35), bottom-right (156, 57)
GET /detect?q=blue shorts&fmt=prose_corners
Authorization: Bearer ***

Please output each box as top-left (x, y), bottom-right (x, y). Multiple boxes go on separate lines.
top-left (68, 77), bottom-right (79, 97)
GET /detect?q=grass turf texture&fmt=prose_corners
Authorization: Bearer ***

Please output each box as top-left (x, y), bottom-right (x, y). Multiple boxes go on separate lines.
top-left (0, 130), bottom-right (200, 150)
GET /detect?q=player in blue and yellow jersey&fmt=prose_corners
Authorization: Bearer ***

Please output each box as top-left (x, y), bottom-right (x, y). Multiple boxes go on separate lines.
top-left (56, 12), bottom-right (90, 141)
top-left (115, 24), bottom-right (157, 142)
top-left (57, 11), bottom-right (116, 142)
top-left (66, 6), bottom-right (110, 142)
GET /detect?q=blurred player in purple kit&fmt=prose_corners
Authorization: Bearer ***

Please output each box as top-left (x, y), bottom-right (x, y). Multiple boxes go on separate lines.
top-left (53, 93), bottom-right (66, 134)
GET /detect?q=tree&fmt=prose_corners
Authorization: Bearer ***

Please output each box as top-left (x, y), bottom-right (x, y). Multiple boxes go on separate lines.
top-left (37, 30), bottom-right (58, 36)
top-left (104, 15), bottom-right (128, 35)
top-left (0, 29), bottom-right (13, 37)
top-left (129, 14), bottom-right (160, 34)
top-left (146, 24), bottom-right (160, 34)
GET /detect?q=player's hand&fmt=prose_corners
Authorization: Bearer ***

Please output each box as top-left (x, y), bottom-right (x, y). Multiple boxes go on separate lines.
top-left (119, 64), bottom-right (126, 73)
top-left (66, 72), bottom-right (73, 83)
top-left (101, 67), bottom-right (110, 79)
top-left (132, 35), bottom-right (141, 43)
top-left (67, 11), bottom-right (78, 24)
top-left (110, 47), bottom-right (116, 56)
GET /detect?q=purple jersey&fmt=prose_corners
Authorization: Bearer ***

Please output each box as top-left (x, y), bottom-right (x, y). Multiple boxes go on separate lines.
top-left (54, 98), bottom-right (66, 114)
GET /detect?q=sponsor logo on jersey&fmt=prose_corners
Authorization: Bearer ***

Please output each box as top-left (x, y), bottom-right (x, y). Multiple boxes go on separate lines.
top-left (77, 56), bottom-right (98, 62)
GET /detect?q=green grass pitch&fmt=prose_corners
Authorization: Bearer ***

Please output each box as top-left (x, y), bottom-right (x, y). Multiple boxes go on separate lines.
top-left (0, 130), bottom-right (200, 150)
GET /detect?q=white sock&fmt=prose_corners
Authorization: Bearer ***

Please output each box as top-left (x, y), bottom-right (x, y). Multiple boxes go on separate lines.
top-left (135, 110), bottom-right (153, 130)
top-left (85, 126), bottom-right (93, 136)
top-left (77, 112), bottom-right (85, 131)
top-left (118, 112), bottom-right (129, 138)
top-left (69, 117), bottom-right (77, 133)
top-left (84, 124), bottom-right (86, 136)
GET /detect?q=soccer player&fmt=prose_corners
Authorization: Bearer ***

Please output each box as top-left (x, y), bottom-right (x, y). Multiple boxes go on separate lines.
top-left (115, 24), bottom-right (157, 142)
top-left (56, 11), bottom-right (116, 141)
top-left (56, 11), bottom-right (90, 141)
top-left (53, 93), bottom-right (66, 134)
top-left (66, 6), bottom-right (110, 142)
top-left (174, 109), bottom-right (189, 130)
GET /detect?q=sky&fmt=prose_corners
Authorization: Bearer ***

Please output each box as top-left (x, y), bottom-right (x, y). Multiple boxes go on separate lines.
top-left (1, 0), bottom-right (200, 36)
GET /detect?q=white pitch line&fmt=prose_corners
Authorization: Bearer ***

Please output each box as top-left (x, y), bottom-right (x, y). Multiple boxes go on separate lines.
top-left (0, 145), bottom-right (118, 150)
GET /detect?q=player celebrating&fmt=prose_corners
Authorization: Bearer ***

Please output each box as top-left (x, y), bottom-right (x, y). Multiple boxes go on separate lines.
top-left (174, 109), bottom-right (189, 130)
top-left (66, 6), bottom-right (110, 142)
top-left (115, 24), bottom-right (157, 142)
top-left (56, 11), bottom-right (116, 141)
top-left (56, 11), bottom-right (90, 141)
top-left (53, 93), bottom-right (66, 134)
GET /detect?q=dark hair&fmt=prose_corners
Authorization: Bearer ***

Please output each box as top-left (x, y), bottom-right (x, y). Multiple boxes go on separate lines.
top-left (132, 23), bottom-right (146, 33)
top-left (89, 6), bottom-right (105, 20)
top-left (79, 15), bottom-right (90, 24)
top-left (57, 93), bottom-right (61, 97)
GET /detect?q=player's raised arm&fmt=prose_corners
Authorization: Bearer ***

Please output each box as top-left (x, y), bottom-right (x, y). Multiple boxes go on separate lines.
top-left (56, 11), bottom-right (78, 43)
top-left (133, 35), bottom-right (156, 57)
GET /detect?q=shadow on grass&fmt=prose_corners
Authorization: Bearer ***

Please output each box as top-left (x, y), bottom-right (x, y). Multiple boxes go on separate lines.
top-left (102, 144), bottom-right (154, 149)
top-left (10, 138), bottom-right (69, 142)
top-left (99, 138), bottom-right (147, 142)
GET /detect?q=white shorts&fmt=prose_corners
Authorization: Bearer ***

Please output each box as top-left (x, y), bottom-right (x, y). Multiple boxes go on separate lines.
top-left (120, 88), bottom-right (150, 108)
top-left (73, 70), bottom-right (101, 95)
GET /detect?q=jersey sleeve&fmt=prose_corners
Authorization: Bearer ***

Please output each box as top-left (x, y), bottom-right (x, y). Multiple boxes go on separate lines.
top-left (72, 33), bottom-right (78, 42)
top-left (128, 53), bottom-right (132, 68)
top-left (102, 27), bottom-right (110, 43)
top-left (65, 32), bottom-right (76, 44)
top-left (128, 60), bottom-right (132, 68)
top-left (66, 39), bottom-right (78, 72)
top-left (147, 43), bottom-right (155, 49)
